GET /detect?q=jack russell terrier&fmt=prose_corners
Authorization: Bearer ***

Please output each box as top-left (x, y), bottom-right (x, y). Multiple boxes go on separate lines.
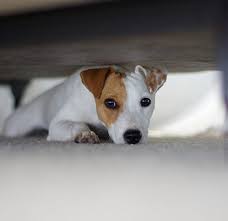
top-left (3, 65), bottom-right (167, 144)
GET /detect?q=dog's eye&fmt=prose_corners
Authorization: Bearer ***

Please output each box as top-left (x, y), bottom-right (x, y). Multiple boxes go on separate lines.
top-left (104, 98), bottom-right (118, 109)
top-left (140, 98), bottom-right (151, 107)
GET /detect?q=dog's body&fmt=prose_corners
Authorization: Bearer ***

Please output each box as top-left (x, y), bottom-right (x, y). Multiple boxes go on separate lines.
top-left (3, 65), bottom-right (167, 144)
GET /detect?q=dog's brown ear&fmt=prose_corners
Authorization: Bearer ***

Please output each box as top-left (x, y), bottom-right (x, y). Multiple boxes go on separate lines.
top-left (80, 67), bottom-right (113, 98)
top-left (135, 65), bottom-right (167, 93)
top-left (145, 68), bottom-right (167, 93)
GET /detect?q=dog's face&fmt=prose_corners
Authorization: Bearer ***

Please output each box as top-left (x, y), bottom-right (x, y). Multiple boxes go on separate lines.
top-left (81, 65), bottom-right (167, 144)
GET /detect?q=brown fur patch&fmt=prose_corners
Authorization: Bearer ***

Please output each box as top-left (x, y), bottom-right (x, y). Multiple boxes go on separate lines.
top-left (95, 72), bottom-right (126, 127)
top-left (80, 67), bottom-right (115, 98)
top-left (145, 68), bottom-right (167, 93)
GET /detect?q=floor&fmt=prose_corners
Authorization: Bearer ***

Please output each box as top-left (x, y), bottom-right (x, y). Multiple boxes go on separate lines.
top-left (0, 136), bottom-right (226, 168)
top-left (0, 136), bottom-right (227, 221)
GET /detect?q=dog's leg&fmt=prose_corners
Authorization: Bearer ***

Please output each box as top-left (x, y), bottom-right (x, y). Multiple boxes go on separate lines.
top-left (47, 120), bottom-right (100, 143)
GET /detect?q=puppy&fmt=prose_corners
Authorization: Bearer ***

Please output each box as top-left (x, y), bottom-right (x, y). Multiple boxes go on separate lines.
top-left (3, 65), bottom-right (167, 144)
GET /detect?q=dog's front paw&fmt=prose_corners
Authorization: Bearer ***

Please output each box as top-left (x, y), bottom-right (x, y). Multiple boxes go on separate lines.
top-left (74, 131), bottom-right (100, 144)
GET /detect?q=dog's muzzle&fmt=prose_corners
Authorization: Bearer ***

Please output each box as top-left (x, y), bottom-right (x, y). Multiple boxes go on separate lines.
top-left (123, 129), bottom-right (142, 144)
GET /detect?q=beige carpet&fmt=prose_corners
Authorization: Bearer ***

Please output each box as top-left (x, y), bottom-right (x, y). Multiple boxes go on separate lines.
top-left (0, 136), bottom-right (227, 221)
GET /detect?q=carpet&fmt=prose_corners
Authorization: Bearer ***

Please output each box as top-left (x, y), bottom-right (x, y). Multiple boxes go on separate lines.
top-left (0, 136), bottom-right (227, 221)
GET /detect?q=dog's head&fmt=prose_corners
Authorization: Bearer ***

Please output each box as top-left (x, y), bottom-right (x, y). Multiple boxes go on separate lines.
top-left (80, 65), bottom-right (167, 144)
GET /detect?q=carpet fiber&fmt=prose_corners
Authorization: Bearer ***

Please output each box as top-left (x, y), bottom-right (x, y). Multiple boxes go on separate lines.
top-left (0, 136), bottom-right (227, 221)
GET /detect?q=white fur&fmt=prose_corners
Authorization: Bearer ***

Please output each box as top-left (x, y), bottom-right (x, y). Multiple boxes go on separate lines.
top-left (109, 69), bottom-right (155, 144)
top-left (3, 65), bottom-right (161, 144)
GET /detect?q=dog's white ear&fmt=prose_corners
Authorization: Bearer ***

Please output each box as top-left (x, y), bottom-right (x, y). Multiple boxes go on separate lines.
top-left (80, 67), bottom-right (114, 98)
top-left (135, 65), bottom-right (167, 93)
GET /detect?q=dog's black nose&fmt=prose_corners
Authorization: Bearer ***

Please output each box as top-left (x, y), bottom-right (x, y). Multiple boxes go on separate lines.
top-left (123, 129), bottom-right (142, 144)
